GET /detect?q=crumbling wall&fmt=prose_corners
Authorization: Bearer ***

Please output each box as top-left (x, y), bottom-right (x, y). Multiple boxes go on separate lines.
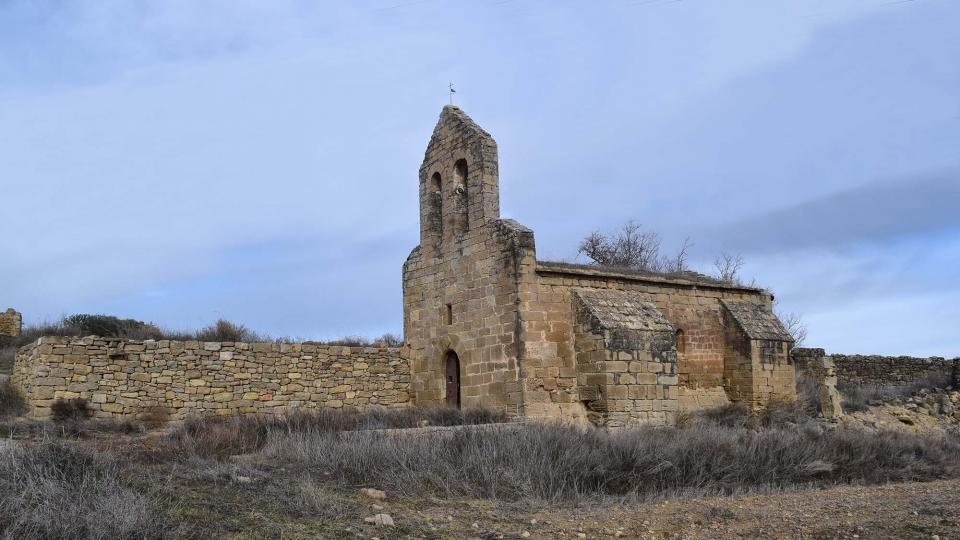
top-left (831, 354), bottom-right (957, 387)
top-left (791, 349), bottom-right (843, 420)
top-left (13, 337), bottom-right (410, 419)
top-left (793, 348), bottom-right (957, 388)
top-left (0, 308), bottom-right (21, 337)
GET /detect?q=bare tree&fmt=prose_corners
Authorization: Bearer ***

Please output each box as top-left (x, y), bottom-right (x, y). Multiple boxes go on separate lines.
top-left (669, 237), bottom-right (693, 273)
top-left (579, 223), bottom-right (808, 346)
top-left (578, 221), bottom-right (689, 273)
top-left (712, 252), bottom-right (744, 284)
top-left (776, 309), bottom-right (808, 347)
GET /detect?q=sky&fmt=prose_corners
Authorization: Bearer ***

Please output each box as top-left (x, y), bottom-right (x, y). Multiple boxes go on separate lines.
top-left (1, 0), bottom-right (957, 356)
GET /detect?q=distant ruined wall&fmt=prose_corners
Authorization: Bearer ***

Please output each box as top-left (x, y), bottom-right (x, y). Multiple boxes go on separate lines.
top-left (0, 309), bottom-right (21, 337)
top-left (793, 348), bottom-right (958, 388)
top-left (13, 337), bottom-right (410, 419)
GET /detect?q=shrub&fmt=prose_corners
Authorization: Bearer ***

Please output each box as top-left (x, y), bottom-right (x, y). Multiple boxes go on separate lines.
top-left (0, 380), bottom-right (27, 418)
top-left (795, 371), bottom-right (821, 416)
top-left (695, 403), bottom-right (751, 428)
top-left (0, 318), bottom-right (80, 351)
top-left (0, 345), bottom-right (15, 373)
top-left (324, 335), bottom-right (371, 347)
top-left (0, 440), bottom-right (178, 539)
top-left (755, 397), bottom-right (811, 427)
top-left (63, 314), bottom-right (162, 339)
top-left (194, 319), bottom-right (261, 342)
top-left (839, 386), bottom-right (872, 412)
top-left (839, 371), bottom-right (955, 412)
top-left (692, 398), bottom-right (813, 429)
top-left (324, 333), bottom-right (404, 347)
top-left (292, 477), bottom-right (361, 520)
top-left (140, 406), bottom-right (171, 429)
top-left (50, 398), bottom-right (94, 424)
top-left (374, 333), bottom-right (403, 347)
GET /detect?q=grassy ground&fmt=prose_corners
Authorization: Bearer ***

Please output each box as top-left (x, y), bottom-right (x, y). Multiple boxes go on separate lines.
top-left (0, 401), bottom-right (958, 539)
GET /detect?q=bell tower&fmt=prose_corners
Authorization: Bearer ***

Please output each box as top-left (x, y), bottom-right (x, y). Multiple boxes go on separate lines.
top-left (418, 106), bottom-right (501, 258)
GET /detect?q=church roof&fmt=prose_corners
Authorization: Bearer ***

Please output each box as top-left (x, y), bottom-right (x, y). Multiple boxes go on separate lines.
top-left (537, 260), bottom-right (766, 294)
top-left (721, 300), bottom-right (794, 341)
top-left (573, 289), bottom-right (674, 333)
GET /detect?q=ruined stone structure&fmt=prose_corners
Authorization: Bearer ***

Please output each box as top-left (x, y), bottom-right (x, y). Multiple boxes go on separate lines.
top-left (403, 106), bottom-right (796, 427)
top-left (793, 348), bottom-right (959, 390)
top-left (14, 337), bottom-right (408, 419)
top-left (0, 308), bottom-right (21, 337)
top-left (792, 349), bottom-right (843, 420)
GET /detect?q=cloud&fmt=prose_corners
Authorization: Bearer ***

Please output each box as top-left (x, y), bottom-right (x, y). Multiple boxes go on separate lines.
top-left (1, 1), bottom-right (957, 356)
top-left (695, 171), bottom-right (960, 256)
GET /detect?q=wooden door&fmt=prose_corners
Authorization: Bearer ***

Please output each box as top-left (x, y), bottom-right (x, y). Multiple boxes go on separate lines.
top-left (445, 352), bottom-right (460, 408)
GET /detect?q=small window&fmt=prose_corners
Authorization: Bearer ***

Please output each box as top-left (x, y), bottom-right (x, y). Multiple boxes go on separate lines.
top-left (445, 304), bottom-right (453, 325)
top-left (452, 159), bottom-right (469, 236)
top-left (429, 172), bottom-right (443, 239)
top-left (675, 329), bottom-right (686, 354)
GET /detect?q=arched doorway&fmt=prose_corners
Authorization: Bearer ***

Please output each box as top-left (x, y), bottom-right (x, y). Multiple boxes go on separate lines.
top-left (445, 351), bottom-right (461, 408)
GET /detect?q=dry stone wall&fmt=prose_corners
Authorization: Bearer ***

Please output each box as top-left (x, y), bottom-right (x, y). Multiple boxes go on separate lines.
top-left (793, 348), bottom-right (957, 388)
top-left (13, 337), bottom-right (409, 419)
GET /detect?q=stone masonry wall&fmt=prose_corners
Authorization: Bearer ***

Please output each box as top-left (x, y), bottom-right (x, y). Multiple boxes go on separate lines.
top-left (13, 337), bottom-right (409, 419)
top-left (403, 219), bottom-right (530, 414)
top-left (573, 312), bottom-right (679, 427)
top-left (521, 263), bottom-right (774, 418)
top-left (0, 308), bottom-right (21, 337)
top-left (793, 348), bottom-right (957, 388)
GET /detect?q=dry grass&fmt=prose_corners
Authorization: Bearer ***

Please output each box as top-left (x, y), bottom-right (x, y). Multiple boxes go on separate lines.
top-left (0, 405), bottom-right (957, 537)
top-left (0, 441), bottom-right (181, 539)
top-left (165, 407), bottom-right (509, 459)
top-left (0, 380), bottom-right (27, 419)
top-left (253, 420), bottom-right (960, 503)
top-left (154, 406), bottom-right (960, 504)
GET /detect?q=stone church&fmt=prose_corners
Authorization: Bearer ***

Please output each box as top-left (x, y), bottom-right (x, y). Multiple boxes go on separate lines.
top-left (403, 106), bottom-right (796, 427)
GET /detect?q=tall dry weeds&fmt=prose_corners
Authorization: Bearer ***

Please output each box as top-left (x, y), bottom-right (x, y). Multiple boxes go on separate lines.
top-left (253, 420), bottom-right (960, 503)
top-left (0, 440), bottom-right (181, 539)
